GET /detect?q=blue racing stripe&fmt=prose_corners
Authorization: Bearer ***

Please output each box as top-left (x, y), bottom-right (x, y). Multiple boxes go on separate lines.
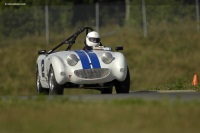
top-left (75, 50), bottom-right (91, 69)
top-left (85, 50), bottom-right (101, 68)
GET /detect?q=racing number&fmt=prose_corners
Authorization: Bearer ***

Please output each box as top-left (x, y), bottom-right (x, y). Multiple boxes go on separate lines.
top-left (41, 60), bottom-right (45, 77)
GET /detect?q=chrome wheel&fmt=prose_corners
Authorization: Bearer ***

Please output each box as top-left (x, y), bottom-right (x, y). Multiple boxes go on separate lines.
top-left (36, 74), bottom-right (40, 92)
top-left (36, 67), bottom-right (49, 95)
top-left (48, 66), bottom-right (64, 95)
top-left (49, 71), bottom-right (55, 94)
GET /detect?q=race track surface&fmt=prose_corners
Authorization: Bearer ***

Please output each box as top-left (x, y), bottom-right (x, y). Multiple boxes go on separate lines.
top-left (65, 90), bottom-right (200, 101)
top-left (1, 90), bottom-right (200, 101)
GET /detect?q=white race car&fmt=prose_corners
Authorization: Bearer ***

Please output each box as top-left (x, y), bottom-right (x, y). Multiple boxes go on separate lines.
top-left (36, 27), bottom-right (130, 95)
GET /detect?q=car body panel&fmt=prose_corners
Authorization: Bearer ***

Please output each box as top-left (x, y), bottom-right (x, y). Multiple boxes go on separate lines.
top-left (36, 27), bottom-right (129, 90)
top-left (36, 49), bottom-right (127, 88)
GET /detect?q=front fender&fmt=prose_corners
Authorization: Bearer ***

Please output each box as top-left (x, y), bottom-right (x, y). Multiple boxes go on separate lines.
top-left (50, 56), bottom-right (67, 85)
top-left (111, 53), bottom-right (127, 81)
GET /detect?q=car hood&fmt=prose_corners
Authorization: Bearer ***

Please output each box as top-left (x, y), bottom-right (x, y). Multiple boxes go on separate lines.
top-left (49, 50), bottom-right (125, 70)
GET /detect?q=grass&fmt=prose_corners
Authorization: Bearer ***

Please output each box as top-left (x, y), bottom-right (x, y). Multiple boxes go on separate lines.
top-left (0, 21), bottom-right (200, 95)
top-left (0, 97), bottom-right (200, 133)
top-left (1, 7), bottom-right (200, 133)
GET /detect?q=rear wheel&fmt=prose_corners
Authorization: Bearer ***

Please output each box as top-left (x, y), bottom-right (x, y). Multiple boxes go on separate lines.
top-left (36, 68), bottom-right (49, 95)
top-left (49, 66), bottom-right (64, 95)
top-left (115, 67), bottom-right (130, 93)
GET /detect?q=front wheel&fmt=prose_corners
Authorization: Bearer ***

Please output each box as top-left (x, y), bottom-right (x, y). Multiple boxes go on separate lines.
top-left (49, 66), bottom-right (64, 95)
top-left (114, 67), bottom-right (130, 93)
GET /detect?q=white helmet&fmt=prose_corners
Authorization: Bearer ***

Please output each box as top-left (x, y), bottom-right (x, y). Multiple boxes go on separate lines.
top-left (86, 31), bottom-right (100, 47)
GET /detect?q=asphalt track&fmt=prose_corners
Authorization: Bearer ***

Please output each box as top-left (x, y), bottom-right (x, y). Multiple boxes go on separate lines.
top-left (1, 90), bottom-right (200, 101)
top-left (64, 90), bottom-right (200, 101)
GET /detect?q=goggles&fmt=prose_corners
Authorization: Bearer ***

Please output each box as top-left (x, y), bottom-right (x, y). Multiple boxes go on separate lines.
top-left (89, 37), bottom-right (100, 43)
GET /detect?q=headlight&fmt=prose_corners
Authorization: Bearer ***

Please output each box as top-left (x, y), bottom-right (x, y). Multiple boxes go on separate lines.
top-left (67, 54), bottom-right (79, 66)
top-left (101, 52), bottom-right (114, 64)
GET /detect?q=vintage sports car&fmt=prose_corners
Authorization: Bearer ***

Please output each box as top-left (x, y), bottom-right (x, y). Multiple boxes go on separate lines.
top-left (36, 27), bottom-right (130, 95)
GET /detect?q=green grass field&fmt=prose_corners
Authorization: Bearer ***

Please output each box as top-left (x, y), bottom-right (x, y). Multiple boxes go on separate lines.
top-left (1, 21), bottom-right (200, 133)
top-left (0, 97), bottom-right (200, 133)
top-left (0, 21), bottom-right (200, 95)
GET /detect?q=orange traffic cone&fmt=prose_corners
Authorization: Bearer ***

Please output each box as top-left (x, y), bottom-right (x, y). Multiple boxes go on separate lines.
top-left (192, 74), bottom-right (198, 86)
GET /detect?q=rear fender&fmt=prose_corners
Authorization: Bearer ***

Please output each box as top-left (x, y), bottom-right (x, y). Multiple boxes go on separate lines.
top-left (36, 55), bottom-right (49, 88)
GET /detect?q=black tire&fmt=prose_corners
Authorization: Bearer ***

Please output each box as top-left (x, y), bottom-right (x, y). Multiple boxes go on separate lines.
top-left (101, 87), bottom-right (113, 94)
top-left (49, 66), bottom-right (64, 95)
top-left (36, 68), bottom-right (49, 95)
top-left (115, 67), bottom-right (130, 93)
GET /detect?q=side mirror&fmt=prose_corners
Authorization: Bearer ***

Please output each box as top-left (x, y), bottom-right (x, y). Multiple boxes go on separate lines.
top-left (38, 50), bottom-right (46, 55)
top-left (115, 46), bottom-right (123, 51)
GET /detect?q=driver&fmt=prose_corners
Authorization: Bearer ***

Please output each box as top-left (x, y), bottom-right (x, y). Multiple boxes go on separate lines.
top-left (84, 31), bottom-right (100, 50)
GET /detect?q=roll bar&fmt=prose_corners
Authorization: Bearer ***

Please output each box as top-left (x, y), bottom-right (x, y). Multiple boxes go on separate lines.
top-left (47, 27), bottom-right (94, 54)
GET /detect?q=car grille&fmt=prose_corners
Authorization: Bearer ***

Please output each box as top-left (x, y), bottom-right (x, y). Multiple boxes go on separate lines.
top-left (74, 68), bottom-right (110, 79)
